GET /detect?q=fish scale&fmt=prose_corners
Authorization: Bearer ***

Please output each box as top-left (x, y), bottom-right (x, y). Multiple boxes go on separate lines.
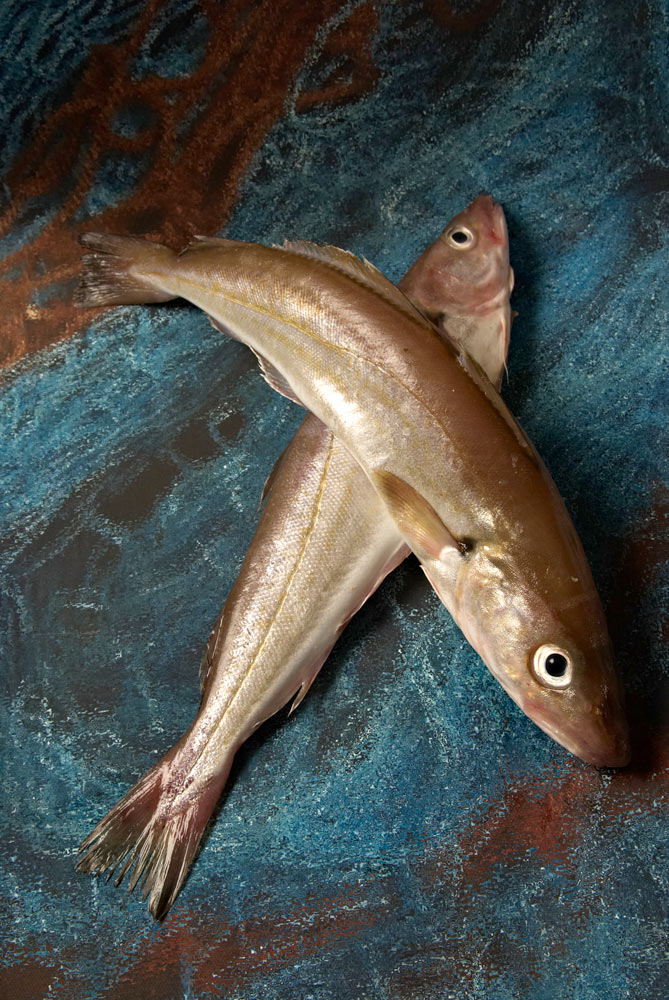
top-left (74, 195), bottom-right (628, 920)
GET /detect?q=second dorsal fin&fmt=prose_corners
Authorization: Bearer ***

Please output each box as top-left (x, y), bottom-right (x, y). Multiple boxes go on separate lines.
top-left (280, 240), bottom-right (430, 325)
top-left (181, 235), bottom-right (248, 255)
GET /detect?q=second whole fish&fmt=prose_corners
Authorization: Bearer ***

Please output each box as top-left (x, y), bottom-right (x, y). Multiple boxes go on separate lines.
top-left (75, 197), bottom-right (629, 916)
top-left (75, 198), bottom-right (513, 918)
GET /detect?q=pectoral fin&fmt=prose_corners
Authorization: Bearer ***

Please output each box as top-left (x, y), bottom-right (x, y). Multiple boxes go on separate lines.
top-left (373, 469), bottom-right (465, 562)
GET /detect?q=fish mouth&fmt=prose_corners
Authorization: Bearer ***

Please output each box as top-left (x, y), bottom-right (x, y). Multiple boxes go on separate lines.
top-left (468, 193), bottom-right (508, 247)
top-left (530, 704), bottom-right (631, 769)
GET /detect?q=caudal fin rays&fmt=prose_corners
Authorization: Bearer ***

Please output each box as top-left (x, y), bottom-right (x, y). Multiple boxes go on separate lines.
top-left (75, 233), bottom-right (178, 308)
top-left (76, 746), bottom-right (228, 919)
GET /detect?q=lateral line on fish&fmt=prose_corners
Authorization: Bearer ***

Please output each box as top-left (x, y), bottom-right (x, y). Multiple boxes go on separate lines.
top-left (141, 269), bottom-right (495, 489)
top-left (184, 429), bottom-right (337, 772)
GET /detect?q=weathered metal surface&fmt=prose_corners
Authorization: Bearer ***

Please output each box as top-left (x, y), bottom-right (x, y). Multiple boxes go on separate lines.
top-left (1, 1), bottom-right (666, 997)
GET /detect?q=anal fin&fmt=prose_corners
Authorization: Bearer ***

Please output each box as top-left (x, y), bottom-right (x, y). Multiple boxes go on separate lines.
top-left (258, 439), bottom-right (291, 510)
top-left (253, 352), bottom-right (304, 406)
top-left (288, 650), bottom-right (331, 716)
top-left (207, 315), bottom-right (303, 406)
top-left (289, 672), bottom-right (319, 716)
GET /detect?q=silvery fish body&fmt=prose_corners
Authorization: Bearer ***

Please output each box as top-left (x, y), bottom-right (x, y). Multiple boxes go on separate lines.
top-left (76, 205), bottom-right (629, 769)
top-left (199, 195), bottom-right (513, 734)
top-left (76, 198), bottom-right (513, 918)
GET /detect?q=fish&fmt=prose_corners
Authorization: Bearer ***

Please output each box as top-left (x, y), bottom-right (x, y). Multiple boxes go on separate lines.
top-left (75, 203), bottom-right (630, 770)
top-left (75, 196), bottom-right (514, 919)
top-left (76, 197), bottom-right (630, 908)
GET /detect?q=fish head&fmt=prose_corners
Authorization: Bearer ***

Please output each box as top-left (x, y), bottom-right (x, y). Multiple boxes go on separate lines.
top-left (400, 194), bottom-right (514, 319)
top-left (435, 193), bottom-right (512, 308)
top-left (398, 194), bottom-right (514, 388)
top-left (451, 539), bottom-right (630, 768)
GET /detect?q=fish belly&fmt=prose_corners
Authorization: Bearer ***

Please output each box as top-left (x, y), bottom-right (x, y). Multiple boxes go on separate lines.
top-left (188, 413), bottom-right (406, 782)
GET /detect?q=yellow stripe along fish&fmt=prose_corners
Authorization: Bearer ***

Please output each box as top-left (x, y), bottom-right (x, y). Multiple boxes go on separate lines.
top-left (75, 196), bottom-right (628, 918)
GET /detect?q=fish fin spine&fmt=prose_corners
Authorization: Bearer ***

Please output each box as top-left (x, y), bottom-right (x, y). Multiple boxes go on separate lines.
top-left (75, 233), bottom-right (177, 307)
top-left (280, 239), bottom-right (431, 326)
top-left (76, 745), bottom-right (229, 919)
top-left (206, 316), bottom-right (304, 405)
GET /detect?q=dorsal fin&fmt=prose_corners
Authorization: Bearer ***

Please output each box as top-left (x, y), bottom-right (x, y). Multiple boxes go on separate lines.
top-left (280, 240), bottom-right (431, 326)
top-left (181, 235), bottom-right (248, 255)
top-left (456, 348), bottom-right (538, 464)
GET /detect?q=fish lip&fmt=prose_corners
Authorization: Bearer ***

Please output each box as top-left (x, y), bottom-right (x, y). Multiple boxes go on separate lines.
top-left (552, 730), bottom-right (630, 769)
top-left (468, 193), bottom-right (507, 246)
top-left (527, 701), bottom-right (631, 768)
top-left (568, 733), bottom-right (631, 769)
top-left (560, 726), bottom-right (630, 769)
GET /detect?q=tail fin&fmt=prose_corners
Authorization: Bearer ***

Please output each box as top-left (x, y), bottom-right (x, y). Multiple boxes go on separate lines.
top-left (76, 745), bottom-right (229, 919)
top-left (75, 233), bottom-right (178, 308)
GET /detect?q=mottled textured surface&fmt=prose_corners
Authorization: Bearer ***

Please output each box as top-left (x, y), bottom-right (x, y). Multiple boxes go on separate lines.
top-left (1, 2), bottom-right (667, 998)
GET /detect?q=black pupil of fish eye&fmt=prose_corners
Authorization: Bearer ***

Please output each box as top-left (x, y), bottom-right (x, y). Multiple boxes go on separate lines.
top-left (451, 230), bottom-right (469, 244)
top-left (545, 652), bottom-right (568, 677)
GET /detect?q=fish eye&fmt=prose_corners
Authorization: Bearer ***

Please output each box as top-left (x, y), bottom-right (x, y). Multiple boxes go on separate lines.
top-left (446, 226), bottom-right (475, 249)
top-left (532, 645), bottom-right (572, 689)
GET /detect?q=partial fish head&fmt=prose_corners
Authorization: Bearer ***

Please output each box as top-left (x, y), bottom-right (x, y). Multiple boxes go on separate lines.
top-left (435, 192), bottom-right (512, 311)
top-left (450, 533), bottom-right (630, 769)
top-left (401, 194), bottom-right (513, 316)
top-left (374, 468), bottom-right (628, 769)
top-left (399, 194), bottom-right (514, 388)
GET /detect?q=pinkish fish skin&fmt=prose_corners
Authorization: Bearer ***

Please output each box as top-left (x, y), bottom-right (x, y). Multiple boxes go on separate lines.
top-left (75, 212), bottom-right (630, 772)
top-left (75, 197), bottom-right (514, 918)
top-left (76, 219), bottom-right (626, 779)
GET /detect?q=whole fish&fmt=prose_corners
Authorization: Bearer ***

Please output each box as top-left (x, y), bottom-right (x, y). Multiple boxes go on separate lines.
top-left (76, 215), bottom-right (629, 770)
top-left (76, 201), bottom-right (630, 908)
top-left (76, 197), bottom-right (514, 918)
top-left (76, 208), bottom-right (630, 769)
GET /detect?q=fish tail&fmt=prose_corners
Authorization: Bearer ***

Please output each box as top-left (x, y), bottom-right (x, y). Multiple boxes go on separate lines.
top-left (76, 744), bottom-right (230, 919)
top-left (75, 233), bottom-right (178, 307)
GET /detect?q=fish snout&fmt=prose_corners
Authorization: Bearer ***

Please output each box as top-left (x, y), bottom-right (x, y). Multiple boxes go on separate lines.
top-left (582, 695), bottom-right (631, 768)
top-left (467, 193), bottom-right (507, 247)
top-left (561, 696), bottom-right (631, 769)
top-left (527, 691), bottom-right (630, 769)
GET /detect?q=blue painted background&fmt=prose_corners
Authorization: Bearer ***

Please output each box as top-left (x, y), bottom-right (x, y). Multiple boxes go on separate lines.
top-left (1, 2), bottom-right (667, 997)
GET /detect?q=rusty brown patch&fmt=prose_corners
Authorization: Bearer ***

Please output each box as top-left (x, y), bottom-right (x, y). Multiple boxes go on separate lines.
top-left (1, 0), bottom-right (381, 368)
top-left (84, 877), bottom-right (396, 997)
top-left (0, 959), bottom-right (63, 999)
top-left (294, 2), bottom-right (381, 114)
top-left (404, 748), bottom-right (669, 993)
